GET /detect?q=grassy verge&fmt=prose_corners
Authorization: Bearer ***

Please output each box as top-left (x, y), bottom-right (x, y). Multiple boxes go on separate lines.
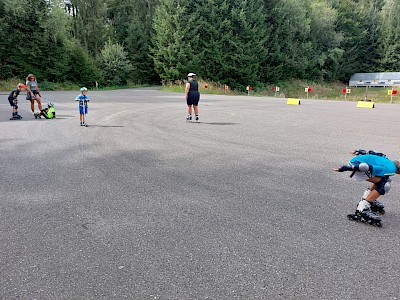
top-left (162, 79), bottom-right (400, 104)
top-left (0, 78), bottom-right (151, 93)
top-left (2, 77), bottom-right (399, 104)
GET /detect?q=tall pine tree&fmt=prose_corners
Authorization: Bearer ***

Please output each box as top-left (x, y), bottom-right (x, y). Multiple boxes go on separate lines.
top-left (151, 0), bottom-right (188, 81)
top-left (179, 0), bottom-right (268, 89)
top-left (378, 0), bottom-right (400, 71)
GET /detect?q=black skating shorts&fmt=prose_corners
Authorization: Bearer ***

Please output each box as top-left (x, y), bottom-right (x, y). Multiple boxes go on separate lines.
top-left (26, 90), bottom-right (40, 101)
top-left (8, 98), bottom-right (17, 108)
top-left (187, 92), bottom-right (200, 106)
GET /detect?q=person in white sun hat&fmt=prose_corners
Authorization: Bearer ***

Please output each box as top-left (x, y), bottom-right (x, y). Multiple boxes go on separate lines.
top-left (185, 72), bottom-right (200, 122)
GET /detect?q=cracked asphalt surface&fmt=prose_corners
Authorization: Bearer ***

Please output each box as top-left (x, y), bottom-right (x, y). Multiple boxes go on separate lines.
top-left (1, 88), bottom-right (400, 299)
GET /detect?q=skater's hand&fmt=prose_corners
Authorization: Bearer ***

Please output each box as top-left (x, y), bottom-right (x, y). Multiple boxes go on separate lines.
top-left (334, 165), bottom-right (353, 172)
top-left (351, 149), bottom-right (366, 156)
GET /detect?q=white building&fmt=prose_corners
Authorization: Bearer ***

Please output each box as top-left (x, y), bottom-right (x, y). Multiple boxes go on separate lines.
top-left (349, 72), bottom-right (400, 87)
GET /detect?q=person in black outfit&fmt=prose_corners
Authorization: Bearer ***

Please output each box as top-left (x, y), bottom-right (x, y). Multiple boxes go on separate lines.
top-left (185, 72), bottom-right (200, 122)
top-left (8, 83), bottom-right (26, 120)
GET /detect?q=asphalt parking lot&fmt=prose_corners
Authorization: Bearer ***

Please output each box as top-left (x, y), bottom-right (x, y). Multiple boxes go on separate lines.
top-left (1, 88), bottom-right (400, 299)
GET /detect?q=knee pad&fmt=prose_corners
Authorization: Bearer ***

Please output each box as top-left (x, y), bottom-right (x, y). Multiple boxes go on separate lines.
top-left (358, 163), bottom-right (369, 172)
top-left (376, 178), bottom-right (391, 195)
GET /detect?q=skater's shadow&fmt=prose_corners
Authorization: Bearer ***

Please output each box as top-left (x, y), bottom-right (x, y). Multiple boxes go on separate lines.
top-left (87, 125), bottom-right (125, 128)
top-left (200, 122), bottom-right (238, 126)
top-left (55, 114), bottom-right (75, 119)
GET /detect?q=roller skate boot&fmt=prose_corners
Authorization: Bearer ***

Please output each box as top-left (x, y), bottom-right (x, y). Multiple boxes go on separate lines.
top-left (347, 199), bottom-right (382, 227)
top-left (370, 200), bottom-right (385, 215)
top-left (195, 115), bottom-right (199, 123)
top-left (10, 113), bottom-right (22, 120)
top-left (347, 209), bottom-right (382, 227)
top-left (186, 115), bottom-right (192, 122)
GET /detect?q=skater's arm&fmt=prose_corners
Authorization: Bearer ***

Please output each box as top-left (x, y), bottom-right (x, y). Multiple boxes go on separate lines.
top-left (351, 149), bottom-right (385, 157)
top-left (333, 165), bottom-right (353, 172)
top-left (351, 149), bottom-right (367, 155)
top-left (334, 163), bottom-right (371, 172)
top-left (185, 83), bottom-right (190, 99)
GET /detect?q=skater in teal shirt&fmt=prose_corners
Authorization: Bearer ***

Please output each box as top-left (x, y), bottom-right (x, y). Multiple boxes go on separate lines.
top-left (334, 149), bottom-right (400, 226)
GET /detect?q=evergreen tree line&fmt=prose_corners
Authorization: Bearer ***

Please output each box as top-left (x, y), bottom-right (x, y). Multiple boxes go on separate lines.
top-left (0, 0), bottom-right (399, 89)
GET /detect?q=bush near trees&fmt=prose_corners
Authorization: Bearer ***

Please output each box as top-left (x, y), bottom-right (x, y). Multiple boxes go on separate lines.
top-left (0, 0), bottom-right (399, 90)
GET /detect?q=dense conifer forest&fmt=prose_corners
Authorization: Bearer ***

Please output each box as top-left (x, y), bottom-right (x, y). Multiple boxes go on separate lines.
top-left (1, 0), bottom-right (399, 89)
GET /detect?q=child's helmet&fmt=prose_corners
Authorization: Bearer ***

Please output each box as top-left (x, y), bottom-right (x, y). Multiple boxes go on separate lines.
top-left (187, 73), bottom-right (196, 77)
top-left (80, 87), bottom-right (88, 92)
top-left (18, 83), bottom-right (26, 89)
top-left (48, 102), bottom-right (54, 107)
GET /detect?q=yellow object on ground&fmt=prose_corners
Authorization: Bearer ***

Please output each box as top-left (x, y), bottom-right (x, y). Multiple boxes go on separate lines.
top-left (356, 101), bottom-right (374, 108)
top-left (287, 98), bottom-right (301, 105)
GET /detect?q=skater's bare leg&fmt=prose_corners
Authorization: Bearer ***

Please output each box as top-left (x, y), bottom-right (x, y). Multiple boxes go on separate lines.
top-left (364, 190), bottom-right (380, 202)
top-left (187, 105), bottom-right (192, 115)
top-left (36, 97), bottom-right (42, 110)
top-left (30, 100), bottom-right (35, 113)
top-left (194, 105), bottom-right (198, 115)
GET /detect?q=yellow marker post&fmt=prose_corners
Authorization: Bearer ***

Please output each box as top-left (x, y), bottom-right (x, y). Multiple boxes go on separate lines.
top-left (356, 101), bottom-right (374, 108)
top-left (287, 98), bottom-right (301, 105)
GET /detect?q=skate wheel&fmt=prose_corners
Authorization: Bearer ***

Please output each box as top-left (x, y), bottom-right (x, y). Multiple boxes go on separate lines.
top-left (375, 222), bottom-right (382, 228)
top-left (347, 214), bottom-right (359, 221)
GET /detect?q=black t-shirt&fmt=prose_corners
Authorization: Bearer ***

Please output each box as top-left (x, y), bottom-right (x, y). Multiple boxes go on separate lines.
top-left (8, 89), bottom-right (20, 101)
top-left (188, 80), bottom-right (199, 93)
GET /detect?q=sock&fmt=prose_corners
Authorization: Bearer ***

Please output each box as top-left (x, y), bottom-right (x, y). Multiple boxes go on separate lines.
top-left (362, 188), bottom-right (371, 200)
top-left (357, 199), bottom-right (371, 212)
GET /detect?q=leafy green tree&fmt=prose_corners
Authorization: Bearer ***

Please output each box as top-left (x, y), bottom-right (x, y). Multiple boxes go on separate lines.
top-left (98, 40), bottom-right (132, 86)
top-left (65, 40), bottom-right (102, 87)
top-left (0, 0), bottom-right (10, 79)
top-left (40, 1), bottom-right (73, 81)
top-left (307, 0), bottom-right (344, 80)
top-left (378, 0), bottom-right (400, 71)
top-left (358, 0), bottom-right (383, 72)
top-left (69, 0), bottom-right (109, 56)
top-left (125, 20), bottom-right (158, 84)
top-left (0, 0), bottom-right (49, 79)
top-left (151, 0), bottom-right (188, 81)
top-left (107, 0), bottom-right (159, 84)
top-left (187, 0), bottom-right (268, 89)
top-left (334, 0), bottom-right (367, 81)
top-left (265, 0), bottom-right (312, 81)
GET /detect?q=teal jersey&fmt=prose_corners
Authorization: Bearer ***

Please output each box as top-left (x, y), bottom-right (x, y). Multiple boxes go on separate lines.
top-left (349, 154), bottom-right (398, 177)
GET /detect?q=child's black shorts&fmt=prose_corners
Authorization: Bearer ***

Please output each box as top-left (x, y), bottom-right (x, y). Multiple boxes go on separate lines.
top-left (187, 92), bottom-right (200, 106)
top-left (8, 98), bottom-right (17, 108)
